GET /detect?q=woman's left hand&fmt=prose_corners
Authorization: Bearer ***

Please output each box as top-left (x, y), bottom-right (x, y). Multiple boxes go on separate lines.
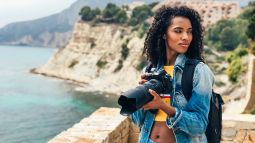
top-left (142, 89), bottom-right (165, 110)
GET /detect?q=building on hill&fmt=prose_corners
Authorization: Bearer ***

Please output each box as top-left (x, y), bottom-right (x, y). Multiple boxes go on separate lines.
top-left (153, 0), bottom-right (240, 27)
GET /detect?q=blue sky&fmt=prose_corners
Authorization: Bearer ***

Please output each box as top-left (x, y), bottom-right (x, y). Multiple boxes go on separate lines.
top-left (0, 0), bottom-right (253, 28)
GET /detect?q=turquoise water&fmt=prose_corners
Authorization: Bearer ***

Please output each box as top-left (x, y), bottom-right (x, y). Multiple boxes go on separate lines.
top-left (0, 45), bottom-right (119, 143)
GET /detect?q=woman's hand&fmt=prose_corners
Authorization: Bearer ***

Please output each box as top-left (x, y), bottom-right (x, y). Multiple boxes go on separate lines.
top-left (142, 89), bottom-right (165, 110)
top-left (138, 74), bottom-right (148, 84)
top-left (143, 89), bottom-right (176, 117)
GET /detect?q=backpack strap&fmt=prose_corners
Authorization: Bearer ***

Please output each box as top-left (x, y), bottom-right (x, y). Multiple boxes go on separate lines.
top-left (181, 59), bottom-right (202, 101)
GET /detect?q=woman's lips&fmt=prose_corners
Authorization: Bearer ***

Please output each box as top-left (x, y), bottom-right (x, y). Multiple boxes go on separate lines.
top-left (179, 43), bottom-right (189, 48)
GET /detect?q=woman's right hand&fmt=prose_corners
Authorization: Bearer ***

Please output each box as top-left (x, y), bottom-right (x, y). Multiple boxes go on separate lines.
top-left (138, 74), bottom-right (148, 84)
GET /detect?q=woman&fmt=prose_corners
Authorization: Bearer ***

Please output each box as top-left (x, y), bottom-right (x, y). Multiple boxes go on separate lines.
top-left (131, 6), bottom-right (214, 143)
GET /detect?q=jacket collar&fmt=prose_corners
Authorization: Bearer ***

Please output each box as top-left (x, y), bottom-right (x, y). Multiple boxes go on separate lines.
top-left (174, 54), bottom-right (187, 68)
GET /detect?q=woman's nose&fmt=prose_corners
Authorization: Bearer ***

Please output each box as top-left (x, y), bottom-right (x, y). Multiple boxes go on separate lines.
top-left (181, 32), bottom-right (189, 40)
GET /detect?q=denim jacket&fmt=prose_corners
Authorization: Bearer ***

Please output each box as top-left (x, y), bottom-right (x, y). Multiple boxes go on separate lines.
top-left (131, 54), bottom-right (214, 143)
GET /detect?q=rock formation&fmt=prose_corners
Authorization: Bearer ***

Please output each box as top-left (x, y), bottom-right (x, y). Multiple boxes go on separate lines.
top-left (33, 21), bottom-right (144, 94)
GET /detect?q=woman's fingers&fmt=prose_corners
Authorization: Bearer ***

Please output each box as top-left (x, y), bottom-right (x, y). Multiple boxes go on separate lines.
top-left (138, 79), bottom-right (148, 84)
top-left (149, 89), bottom-right (158, 98)
top-left (141, 74), bottom-right (146, 79)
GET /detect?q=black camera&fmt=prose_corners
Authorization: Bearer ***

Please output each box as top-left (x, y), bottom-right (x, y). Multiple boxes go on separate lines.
top-left (118, 68), bottom-right (172, 116)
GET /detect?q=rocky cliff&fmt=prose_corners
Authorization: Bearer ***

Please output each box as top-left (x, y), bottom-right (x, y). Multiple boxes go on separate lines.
top-left (33, 21), bottom-right (145, 94)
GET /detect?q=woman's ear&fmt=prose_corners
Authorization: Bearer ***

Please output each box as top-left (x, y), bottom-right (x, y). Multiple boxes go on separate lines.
top-left (163, 34), bottom-right (166, 39)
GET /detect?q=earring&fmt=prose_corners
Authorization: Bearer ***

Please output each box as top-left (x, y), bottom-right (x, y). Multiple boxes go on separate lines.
top-left (163, 35), bottom-right (166, 39)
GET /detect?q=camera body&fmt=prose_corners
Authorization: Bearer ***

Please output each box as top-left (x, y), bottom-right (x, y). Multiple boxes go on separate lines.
top-left (118, 68), bottom-right (172, 116)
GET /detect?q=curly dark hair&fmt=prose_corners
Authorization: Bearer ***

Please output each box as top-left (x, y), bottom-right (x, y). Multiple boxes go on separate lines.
top-left (143, 6), bottom-right (204, 66)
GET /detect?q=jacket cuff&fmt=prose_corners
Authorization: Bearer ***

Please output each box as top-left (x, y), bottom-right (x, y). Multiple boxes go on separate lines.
top-left (166, 107), bottom-right (183, 128)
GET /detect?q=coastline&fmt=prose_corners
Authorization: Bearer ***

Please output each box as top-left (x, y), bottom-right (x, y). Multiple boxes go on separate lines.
top-left (30, 67), bottom-right (121, 97)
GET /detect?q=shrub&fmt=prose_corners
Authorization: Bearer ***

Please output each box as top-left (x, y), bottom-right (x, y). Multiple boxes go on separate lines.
top-left (129, 5), bottom-right (153, 26)
top-left (96, 59), bottom-right (107, 68)
top-left (121, 42), bottom-right (129, 60)
top-left (205, 12), bottom-right (249, 51)
top-left (114, 10), bottom-right (128, 24)
top-left (114, 59), bottom-right (123, 72)
top-left (100, 3), bottom-right (128, 24)
top-left (68, 60), bottom-right (79, 68)
top-left (137, 23), bottom-right (150, 38)
top-left (226, 58), bottom-right (242, 82)
top-left (79, 6), bottom-right (101, 21)
top-left (234, 46), bottom-right (248, 57)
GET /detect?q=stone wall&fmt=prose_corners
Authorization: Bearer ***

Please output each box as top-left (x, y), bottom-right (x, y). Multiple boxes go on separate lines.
top-left (48, 107), bottom-right (131, 143)
top-left (222, 114), bottom-right (255, 143)
top-left (48, 108), bottom-right (255, 143)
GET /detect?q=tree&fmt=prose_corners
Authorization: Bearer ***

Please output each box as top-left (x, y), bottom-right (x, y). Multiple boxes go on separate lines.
top-left (220, 27), bottom-right (239, 51)
top-left (114, 10), bottom-right (128, 24)
top-left (102, 3), bottom-right (121, 19)
top-left (79, 6), bottom-right (101, 21)
top-left (246, 13), bottom-right (255, 40)
top-left (101, 3), bottom-right (128, 23)
top-left (242, 2), bottom-right (255, 40)
top-left (129, 5), bottom-right (153, 26)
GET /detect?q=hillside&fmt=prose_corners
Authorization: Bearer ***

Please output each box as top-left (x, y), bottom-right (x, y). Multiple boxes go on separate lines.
top-left (32, 21), bottom-right (144, 93)
top-left (0, 0), bottom-right (158, 48)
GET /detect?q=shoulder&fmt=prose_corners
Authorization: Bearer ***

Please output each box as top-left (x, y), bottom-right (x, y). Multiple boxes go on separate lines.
top-left (193, 62), bottom-right (214, 85)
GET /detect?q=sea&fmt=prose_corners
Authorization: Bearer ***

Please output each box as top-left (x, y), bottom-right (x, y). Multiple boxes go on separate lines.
top-left (0, 45), bottom-right (119, 143)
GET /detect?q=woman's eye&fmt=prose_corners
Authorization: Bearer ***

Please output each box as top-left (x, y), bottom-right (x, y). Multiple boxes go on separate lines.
top-left (174, 29), bottom-right (182, 33)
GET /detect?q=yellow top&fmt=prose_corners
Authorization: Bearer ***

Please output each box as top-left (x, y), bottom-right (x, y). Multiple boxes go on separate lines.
top-left (155, 65), bottom-right (174, 121)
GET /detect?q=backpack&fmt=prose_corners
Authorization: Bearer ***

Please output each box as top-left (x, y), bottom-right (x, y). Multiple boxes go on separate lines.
top-left (181, 59), bottom-right (224, 143)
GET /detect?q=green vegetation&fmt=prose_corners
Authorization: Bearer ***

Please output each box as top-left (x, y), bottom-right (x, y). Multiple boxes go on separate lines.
top-left (128, 5), bottom-right (153, 26)
top-left (245, 2), bottom-right (255, 40)
top-left (79, 6), bottom-right (101, 21)
top-left (79, 3), bottom-right (128, 24)
top-left (226, 57), bottom-right (242, 82)
top-left (204, 2), bottom-right (255, 52)
top-left (243, 107), bottom-right (255, 114)
top-left (225, 46), bottom-right (248, 82)
top-left (79, 3), bottom-right (153, 38)
top-left (96, 59), bottom-right (107, 68)
top-left (121, 42), bottom-right (129, 60)
top-left (101, 3), bottom-right (128, 23)
top-left (203, 3), bottom-right (254, 82)
top-left (114, 39), bottom-right (130, 72)
top-left (68, 60), bottom-right (79, 68)
top-left (204, 18), bottom-right (248, 51)
top-left (137, 23), bottom-right (150, 38)
top-left (114, 60), bottom-right (123, 73)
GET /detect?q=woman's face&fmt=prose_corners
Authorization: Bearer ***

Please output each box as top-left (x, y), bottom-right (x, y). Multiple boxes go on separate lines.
top-left (164, 16), bottom-right (193, 55)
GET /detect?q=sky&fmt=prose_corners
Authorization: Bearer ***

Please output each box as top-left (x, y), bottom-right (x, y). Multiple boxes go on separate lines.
top-left (0, 0), bottom-right (76, 28)
top-left (0, 0), bottom-right (253, 29)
